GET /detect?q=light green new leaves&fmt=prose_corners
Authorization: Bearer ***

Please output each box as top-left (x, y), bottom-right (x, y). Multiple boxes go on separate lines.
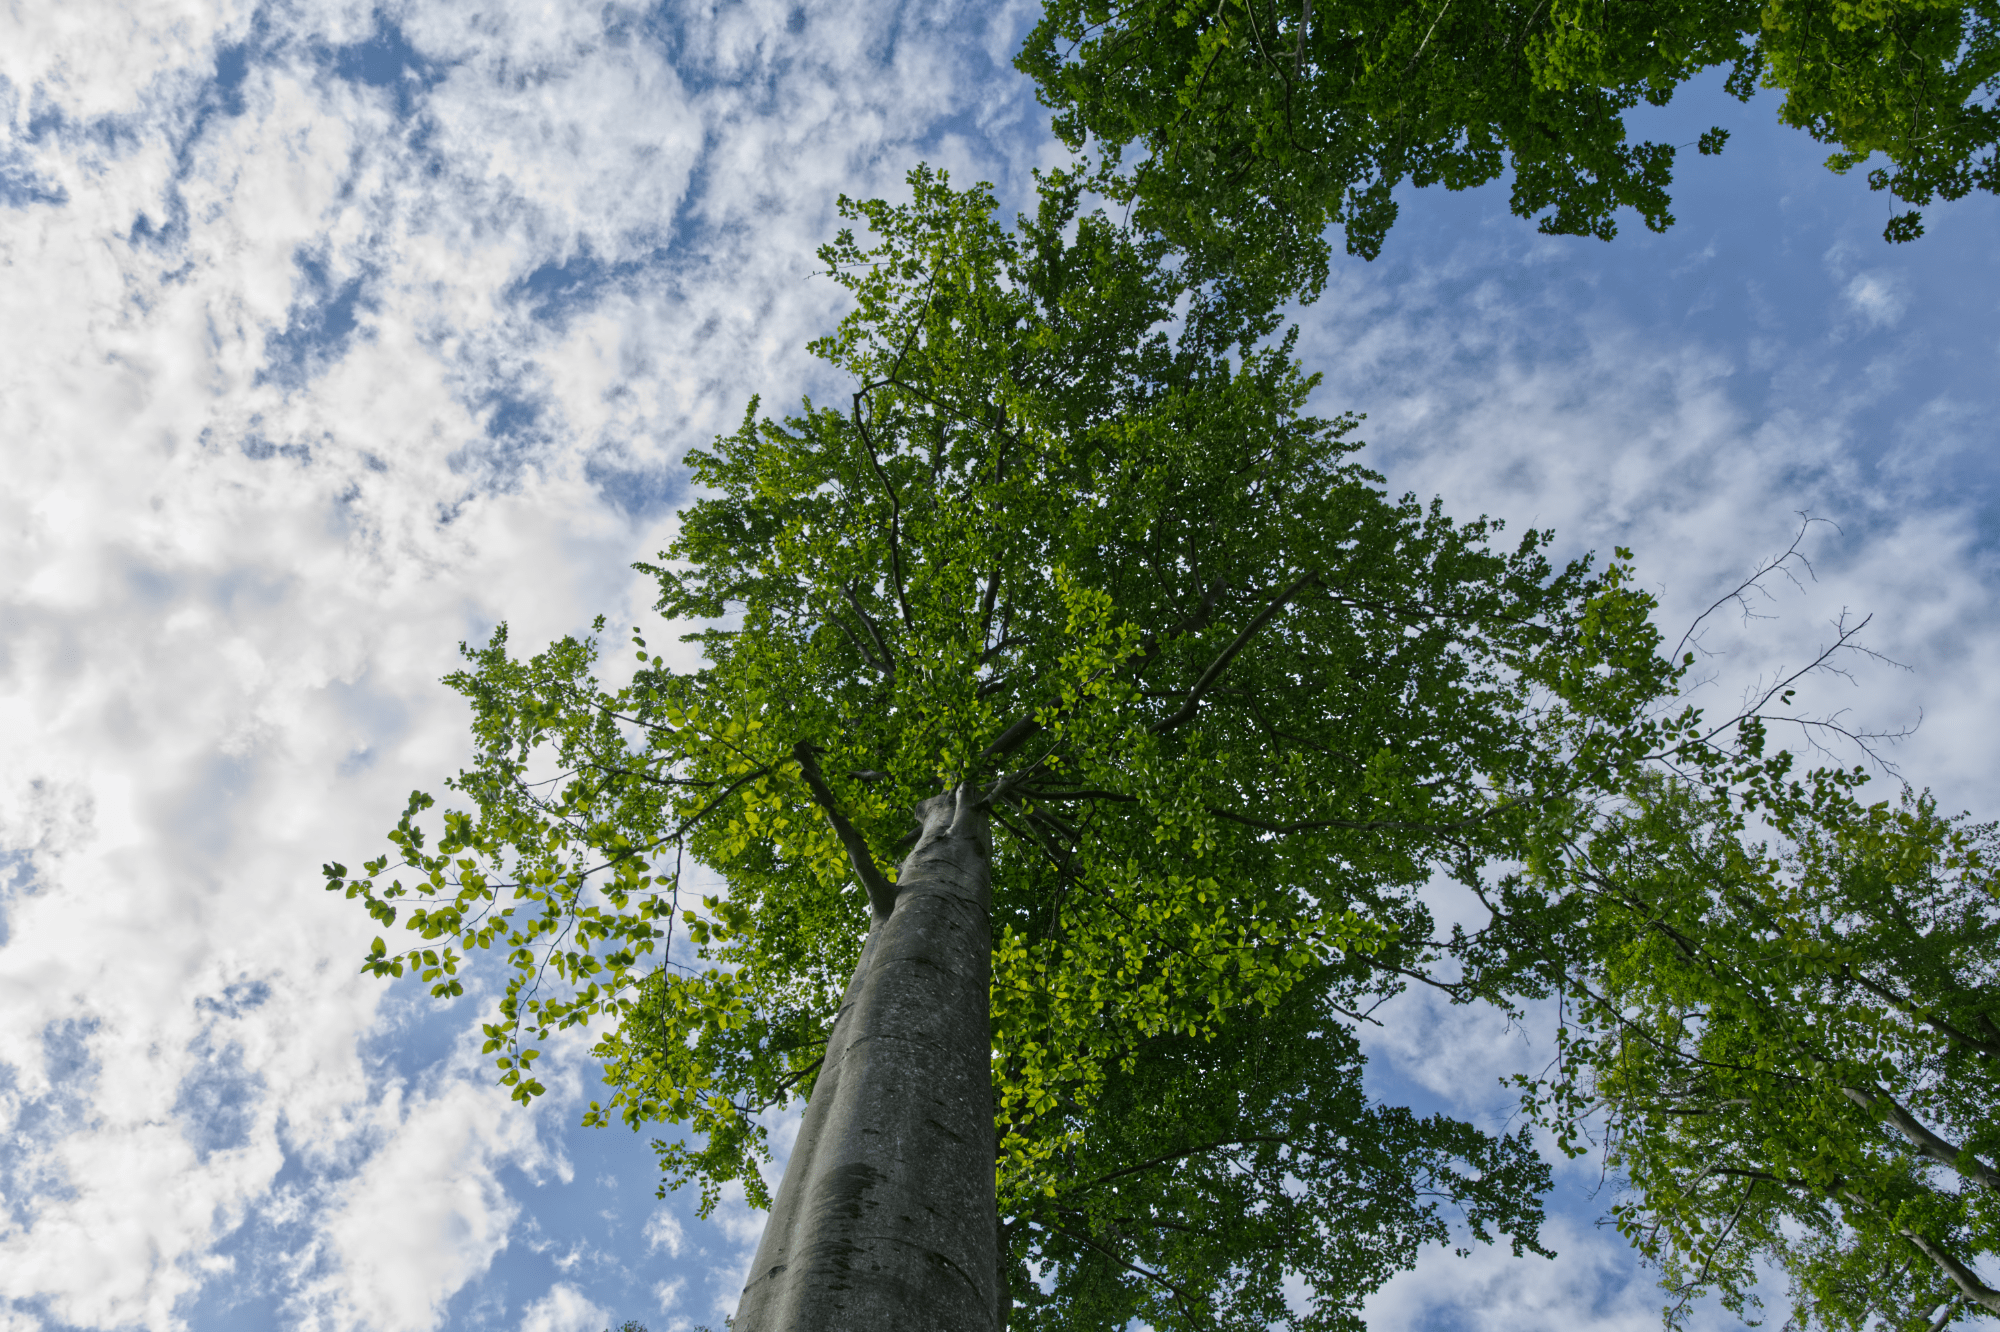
top-left (1520, 769), bottom-right (2000, 1329)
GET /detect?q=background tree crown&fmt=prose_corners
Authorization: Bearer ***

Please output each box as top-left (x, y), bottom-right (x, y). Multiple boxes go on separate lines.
top-left (1017, 0), bottom-right (2000, 292)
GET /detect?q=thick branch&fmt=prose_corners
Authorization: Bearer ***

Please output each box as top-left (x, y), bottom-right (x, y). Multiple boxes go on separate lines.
top-left (1082, 1136), bottom-right (1289, 1191)
top-left (829, 614), bottom-right (888, 684)
top-left (851, 393), bottom-right (914, 627)
top-left (1842, 1086), bottom-right (2000, 1192)
top-left (842, 583), bottom-right (897, 684)
top-left (792, 742), bottom-right (897, 917)
top-left (1901, 1231), bottom-right (2000, 1316)
top-left (1018, 801), bottom-right (1081, 843)
top-left (1844, 967), bottom-right (2000, 1059)
top-left (980, 740), bottom-right (1057, 811)
top-left (977, 573), bottom-right (1235, 768)
top-left (980, 634), bottom-right (1030, 666)
top-left (979, 713), bottom-right (1044, 764)
top-left (1150, 571), bottom-right (1315, 736)
top-left (988, 805), bottom-right (1067, 875)
top-left (978, 566), bottom-right (1002, 653)
top-left (1120, 574), bottom-right (1230, 684)
top-left (1046, 1223), bottom-right (1202, 1318)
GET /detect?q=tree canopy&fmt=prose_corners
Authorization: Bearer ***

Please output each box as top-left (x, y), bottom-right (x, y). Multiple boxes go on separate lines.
top-left (1018, 0), bottom-right (2000, 292)
top-left (324, 168), bottom-right (1679, 1327)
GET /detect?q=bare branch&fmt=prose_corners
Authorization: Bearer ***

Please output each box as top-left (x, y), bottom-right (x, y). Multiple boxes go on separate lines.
top-left (1666, 606), bottom-right (1917, 772)
top-left (1671, 514), bottom-right (1832, 667)
top-left (1734, 608), bottom-right (1907, 713)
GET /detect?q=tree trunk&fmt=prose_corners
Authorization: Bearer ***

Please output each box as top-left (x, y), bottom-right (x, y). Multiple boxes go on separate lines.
top-left (734, 789), bottom-right (999, 1332)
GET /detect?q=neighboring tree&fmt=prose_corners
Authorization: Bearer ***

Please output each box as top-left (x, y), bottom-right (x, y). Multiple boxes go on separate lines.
top-left (1018, 0), bottom-right (2000, 291)
top-left (1510, 757), bottom-right (2000, 1330)
top-left (325, 170), bottom-right (1674, 1328)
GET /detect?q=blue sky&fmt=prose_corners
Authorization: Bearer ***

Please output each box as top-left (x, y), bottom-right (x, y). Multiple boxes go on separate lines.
top-left (0, 3), bottom-right (1995, 1331)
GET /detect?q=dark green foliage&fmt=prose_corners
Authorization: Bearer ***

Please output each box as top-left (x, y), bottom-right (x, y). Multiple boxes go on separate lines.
top-left (1018, 0), bottom-right (2000, 294)
top-left (1008, 966), bottom-right (1551, 1332)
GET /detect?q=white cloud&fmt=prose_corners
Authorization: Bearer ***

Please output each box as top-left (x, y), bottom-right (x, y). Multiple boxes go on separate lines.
top-left (0, 0), bottom-right (257, 124)
top-left (1364, 1214), bottom-right (1783, 1332)
top-left (517, 1282), bottom-right (611, 1332)
top-left (0, 0), bottom-right (1056, 1325)
top-left (1294, 229), bottom-right (2000, 813)
top-left (1844, 271), bottom-right (1907, 328)
top-left (643, 1209), bottom-right (686, 1259)
top-left (1359, 979), bottom-right (1540, 1116)
top-left (293, 1079), bottom-right (558, 1332)
top-left (700, 1187), bottom-right (771, 1321)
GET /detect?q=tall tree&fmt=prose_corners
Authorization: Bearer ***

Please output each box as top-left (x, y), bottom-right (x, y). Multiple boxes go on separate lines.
top-left (325, 170), bottom-right (1672, 1328)
top-left (1506, 755), bottom-right (2000, 1330)
top-left (1018, 0), bottom-right (2000, 292)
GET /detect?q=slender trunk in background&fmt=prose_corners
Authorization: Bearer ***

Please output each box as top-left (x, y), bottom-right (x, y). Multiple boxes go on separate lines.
top-left (733, 791), bottom-right (998, 1332)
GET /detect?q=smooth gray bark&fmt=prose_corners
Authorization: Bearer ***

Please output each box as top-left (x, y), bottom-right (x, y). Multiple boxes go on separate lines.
top-left (734, 789), bottom-right (998, 1332)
